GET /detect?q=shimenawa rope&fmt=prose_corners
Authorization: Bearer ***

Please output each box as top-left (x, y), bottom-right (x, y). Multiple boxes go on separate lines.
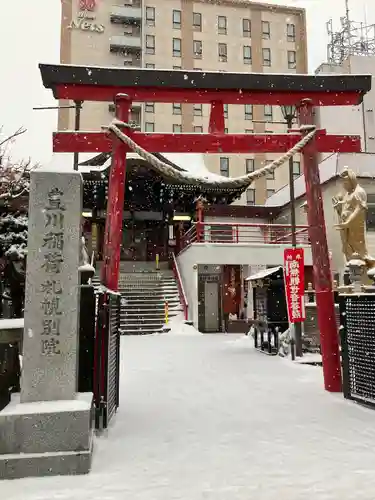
top-left (103, 119), bottom-right (316, 190)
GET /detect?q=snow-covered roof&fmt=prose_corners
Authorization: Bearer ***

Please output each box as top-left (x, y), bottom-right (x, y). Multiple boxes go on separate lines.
top-left (246, 266), bottom-right (282, 281)
top-left (44, 152), bottom-right (226, 182)
top-left (265, 152), bottom-right (375, 207)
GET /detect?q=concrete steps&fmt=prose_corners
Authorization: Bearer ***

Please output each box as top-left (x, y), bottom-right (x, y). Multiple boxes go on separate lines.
top-left (92, 266), bottom-right (182, 335)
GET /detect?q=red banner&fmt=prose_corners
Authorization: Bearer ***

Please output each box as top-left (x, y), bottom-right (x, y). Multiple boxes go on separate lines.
top-left (284, 248), bottom-right (305, 323)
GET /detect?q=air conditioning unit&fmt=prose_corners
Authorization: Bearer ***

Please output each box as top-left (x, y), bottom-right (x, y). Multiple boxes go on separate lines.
top-left (125, 0), bottom-right (133, 5)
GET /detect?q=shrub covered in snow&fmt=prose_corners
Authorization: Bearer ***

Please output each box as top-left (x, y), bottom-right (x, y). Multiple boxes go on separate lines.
top-left (0, 213), bottom-right (28, 260)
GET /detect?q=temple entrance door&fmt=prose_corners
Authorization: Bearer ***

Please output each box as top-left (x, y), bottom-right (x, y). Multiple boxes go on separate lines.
top-left (146, 221), bottom-right (168, 262)
top-left (121, 221), bottom-right (147, 261)
top-left (121, 220), bottom-right (168, 262)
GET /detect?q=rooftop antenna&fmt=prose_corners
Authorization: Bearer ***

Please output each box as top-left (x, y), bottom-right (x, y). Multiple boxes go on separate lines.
top-left (326, 0), bottom-right (375, 67)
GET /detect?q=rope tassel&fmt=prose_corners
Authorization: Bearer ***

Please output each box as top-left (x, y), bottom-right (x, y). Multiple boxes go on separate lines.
top-left (103, 120), bottom-right (316, 190)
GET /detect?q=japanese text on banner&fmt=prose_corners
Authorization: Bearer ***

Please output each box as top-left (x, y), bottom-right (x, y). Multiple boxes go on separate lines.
top-left (284, 248), bottom-right (305, 323)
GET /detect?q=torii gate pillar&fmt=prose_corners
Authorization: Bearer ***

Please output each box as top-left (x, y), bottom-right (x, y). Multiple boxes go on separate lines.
top-left (298, 99), bottom-right (342, 393)
top-left (101, 94), bottom-right (131, 290)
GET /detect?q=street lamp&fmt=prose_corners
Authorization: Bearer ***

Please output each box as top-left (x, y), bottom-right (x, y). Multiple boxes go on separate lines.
top-left (280, 104), bottom-right (303, 358)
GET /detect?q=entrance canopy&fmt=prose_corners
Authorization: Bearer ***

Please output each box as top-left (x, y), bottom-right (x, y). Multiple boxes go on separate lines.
top-left (246, 266), bottom-right (283, 282)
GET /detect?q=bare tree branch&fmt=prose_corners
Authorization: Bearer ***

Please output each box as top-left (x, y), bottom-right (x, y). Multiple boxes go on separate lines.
top-left (0, 127), bottom-right (26, 149)
top-left (0, 127), bottom-right (35, 203)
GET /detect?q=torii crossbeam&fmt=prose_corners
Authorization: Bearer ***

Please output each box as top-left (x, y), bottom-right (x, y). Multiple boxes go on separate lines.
top-left (39, 64), bottom-right (371, 394)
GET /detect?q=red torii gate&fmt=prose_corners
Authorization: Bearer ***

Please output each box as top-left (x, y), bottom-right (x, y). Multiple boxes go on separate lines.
top-left (39, 64), bottom-right (371, 393)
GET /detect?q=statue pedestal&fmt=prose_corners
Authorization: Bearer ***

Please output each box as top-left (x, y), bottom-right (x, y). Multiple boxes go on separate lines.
top-left (347, 256), bottom-right (367, 293)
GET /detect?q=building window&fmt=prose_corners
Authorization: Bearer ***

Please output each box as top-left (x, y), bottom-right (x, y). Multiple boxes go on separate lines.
top-left (243, 45), bottom-right (252, 64)
top-left (224, 127), bottom-right (228, 133)
top-left (293, 161), bottom-right (301, 179)
top-left (145, 102), bottom-right (154, 113)
top-left (194, 104), bottom-right (203, 116)
top-left (287, 23), bottom-right (296, 42)
top-left (193, 12), bottom-right (202, 31)
top-left (146, 35), bottom-right (155, 55)
top-left (367, 194), bottom-right (375, 230)
top-left (145, 63), bottom-right (155, 68)
top-left (244, 104), bottom-right (253, 120)
top-left (173, 103), bottom-right (182, 114)
top-left (267, 189), bottom-right (275, 198)
top-left (173, 65), bottom-right (181, 70)
top-left (218, 43), bottom-right (227, 62)
top-left (262, 48), bottom-right (271, 66)
top-left (264, 105), bottom-right (273, 121)
top-left (173, 38), bottom-right (181, 57)
top-left (194, 40), bottom-right (203, 59)
top-left (146, 7), bottom-right (155, 26)
top-left (218, 16), bottom-right (227, 35)
top-left (145, 122), bottom-right (155, 132)
top-left (223, 104), bottom-right (228, 118)
top-left (246, 158), bottom-right (254, 173)
top-left (220, 157), bottom-right (229, 177)
top-left (262, 21), bottom-right (270, 39)
top-left (245, 129), bottom-right (253, 134)
top-left (243, 19), bottom-right (251, 37)
top-left (173, 10), bottom-right (181, 29)
top-left (194, 125), bottom-right (203, 133)
top-left (246, 189), bottom-right (255, 205)
top-left (173, 124), bottom-right (182, 133)
top-left (288, 50), bottom-right (297, 69)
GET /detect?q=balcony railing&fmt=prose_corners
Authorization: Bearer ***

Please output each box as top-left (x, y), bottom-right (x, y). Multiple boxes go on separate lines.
top-left (110, 6), bottom-right (142, 23)
top-left (110, 35), bottom-right (141, 51)
top-left (180, 222), bottom-right (310, 251)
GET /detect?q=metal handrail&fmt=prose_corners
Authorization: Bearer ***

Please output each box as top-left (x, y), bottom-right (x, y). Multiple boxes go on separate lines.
top-left (171, 252), bottom-right (188, 320)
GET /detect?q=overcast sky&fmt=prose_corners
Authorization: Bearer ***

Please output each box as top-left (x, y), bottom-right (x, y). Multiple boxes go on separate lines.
top-left (0, 0), bottom-right (373, 165)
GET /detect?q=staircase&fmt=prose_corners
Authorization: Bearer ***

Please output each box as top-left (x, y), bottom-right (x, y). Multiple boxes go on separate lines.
top-left (92, 263), bottom-right (182, 335)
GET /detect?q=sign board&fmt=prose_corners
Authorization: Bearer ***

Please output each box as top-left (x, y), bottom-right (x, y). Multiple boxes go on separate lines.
top-left (68, 0), bottom-right (105, 33)
top-left (79, 0), bottom-right (96, 10)
top-left (284, 248), bottom-right (305, 323)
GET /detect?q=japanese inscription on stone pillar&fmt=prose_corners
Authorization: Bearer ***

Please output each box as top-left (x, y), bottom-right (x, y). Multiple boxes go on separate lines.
top-left (40, 187), bottom-right (65, 356)
top-left (21, 170), bottom-right (82, 403)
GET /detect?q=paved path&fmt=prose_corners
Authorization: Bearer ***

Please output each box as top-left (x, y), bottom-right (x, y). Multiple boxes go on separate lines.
top-left (3, 334), bottom-right (375, 499)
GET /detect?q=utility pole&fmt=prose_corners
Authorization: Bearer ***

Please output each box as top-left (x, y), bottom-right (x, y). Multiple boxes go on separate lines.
top-left (280, 105), bottom-right (303, 358)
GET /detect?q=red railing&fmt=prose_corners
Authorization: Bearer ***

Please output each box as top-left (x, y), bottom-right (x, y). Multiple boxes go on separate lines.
top-left (171, 252), bottom-right (189, 321)
top-left (180, 222), bottom-right (310, 251)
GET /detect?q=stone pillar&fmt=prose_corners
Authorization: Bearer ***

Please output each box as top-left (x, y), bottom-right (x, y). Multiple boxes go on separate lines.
top-left (21, 170), bottom-right (82, 402)
top-left (0, 169), bottom-right (93, 479)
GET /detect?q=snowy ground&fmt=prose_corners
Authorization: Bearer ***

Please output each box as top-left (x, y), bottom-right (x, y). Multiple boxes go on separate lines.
top-left (3, 333), bottom-right (375, 499)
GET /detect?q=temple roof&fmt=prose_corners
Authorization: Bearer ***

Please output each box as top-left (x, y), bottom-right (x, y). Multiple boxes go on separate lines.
top-left (78, 152), bottom-right (246, 196)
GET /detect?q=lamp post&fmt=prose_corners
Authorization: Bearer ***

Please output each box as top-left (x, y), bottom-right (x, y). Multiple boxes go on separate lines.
top-left (280, 105), bottom-right (303, 358)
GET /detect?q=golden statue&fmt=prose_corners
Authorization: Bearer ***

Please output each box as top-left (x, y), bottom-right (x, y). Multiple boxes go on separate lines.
top-left (332, 167), bottom-right (375, 269)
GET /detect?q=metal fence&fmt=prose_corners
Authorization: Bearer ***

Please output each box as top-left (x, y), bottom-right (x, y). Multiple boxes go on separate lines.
top-left (339, 294), bottom-right (375, 408)
top-left (93, 289), bottom-right (121, 430)
top-left (0, 343), bottom-right (20, 411)
top-left (253, 323), bottom-right (281, 355)
top-left (0, 285), bottom-right (122, 430)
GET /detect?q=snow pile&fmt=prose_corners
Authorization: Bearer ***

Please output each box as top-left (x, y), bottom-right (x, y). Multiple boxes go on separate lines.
top-left (162, 313), bottom-right (202, 336)
top-left (225, 333), bottom-right (254, 348)
top-left (0, 317), bottom-right (24, 330)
